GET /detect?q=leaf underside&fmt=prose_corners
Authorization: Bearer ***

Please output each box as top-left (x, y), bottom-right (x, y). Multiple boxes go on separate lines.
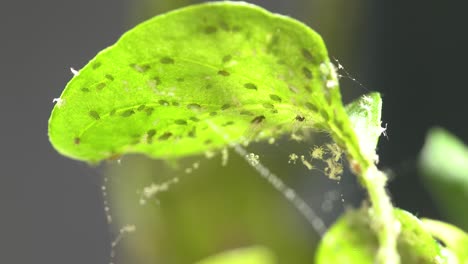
top-left (49, 2), bottom-right (353, 163)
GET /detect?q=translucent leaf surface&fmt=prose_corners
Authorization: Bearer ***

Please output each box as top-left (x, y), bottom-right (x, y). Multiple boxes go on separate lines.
top-left (419, 128), bottom-right (468, 230)
top-left (194, 246), bottom-right (276, 264)
top-left (345, 92), bottom-right (383, 162)
top-left (315, 208), bottom-right (448, 264)
top-left (48, 2), bottom-right (355, 163)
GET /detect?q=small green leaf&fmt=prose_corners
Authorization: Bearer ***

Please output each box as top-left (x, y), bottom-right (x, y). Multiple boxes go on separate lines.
top-left (418, 128), bottom-right (468, 230)
top-left (421, 218), bottom-right (468, 263)
top-left (345, 92), bottom-right (383, 162)
top-left (194, 246), bottom-right (276, 264)
top-left (48, 2), bottom-right (356, 163)
top-left (315, 208), bottom-right (448, 264)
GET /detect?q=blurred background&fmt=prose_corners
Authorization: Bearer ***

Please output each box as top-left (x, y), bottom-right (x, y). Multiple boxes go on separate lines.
top-left (1, 0), bottom-right (467, 263)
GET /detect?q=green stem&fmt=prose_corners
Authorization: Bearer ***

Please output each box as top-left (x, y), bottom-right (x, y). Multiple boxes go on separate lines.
top-left (362, 165), bottom-right (400, 264)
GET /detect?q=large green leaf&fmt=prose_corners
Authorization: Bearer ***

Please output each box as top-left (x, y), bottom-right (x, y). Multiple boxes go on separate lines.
top-left (48, 2), bottom-right (356, 163)
top-left (49, 3), bottom-right (399, 261)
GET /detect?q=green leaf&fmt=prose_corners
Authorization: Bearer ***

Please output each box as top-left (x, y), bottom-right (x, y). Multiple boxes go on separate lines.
top-left (48, 2), bottom-right (356, 163)
top-left (421, 218), bottom-right (468, 263)
top-left (418, 128), bottom-right (468, 230)
top-left (315, 208), bottom-right (448, 264)
top-left (194, 246), bottom-right (276, 264)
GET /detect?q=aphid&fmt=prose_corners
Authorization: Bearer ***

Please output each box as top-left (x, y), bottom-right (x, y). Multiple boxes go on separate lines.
top-left (269, 94), bottom-right (282, 102)
top-left (158, 132), bottom-right (172, 140)
top-left (251, 115), bottom-right (265, 124)
top-left (218, 70), bottom-right (230, 76)
top-left (174, 119), bottom-right (187, 125)
top-left (120, 110), bottom-right (135, 117)
top-left (89, 110), bottom-right (100, 120)
top-left (244, 83), bottom-right (257, 90)
top-left (146, 129), bottom-right (156, 143)
top-left (295, 115), bottom-right (305, 122)
top-left (160, 57), bottom-right (174, 64)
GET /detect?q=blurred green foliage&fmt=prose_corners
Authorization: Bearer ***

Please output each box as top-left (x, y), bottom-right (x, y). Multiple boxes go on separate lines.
top-left (419, 128), bottom-right (468, 231)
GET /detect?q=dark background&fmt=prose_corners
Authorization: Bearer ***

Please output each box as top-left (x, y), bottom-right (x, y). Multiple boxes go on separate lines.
top-left (1, 0), bottom-right (467, 263)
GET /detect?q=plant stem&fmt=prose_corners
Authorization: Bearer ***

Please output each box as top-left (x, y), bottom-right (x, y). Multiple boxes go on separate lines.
top-left (361, 164), bottom-right (400, 264)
